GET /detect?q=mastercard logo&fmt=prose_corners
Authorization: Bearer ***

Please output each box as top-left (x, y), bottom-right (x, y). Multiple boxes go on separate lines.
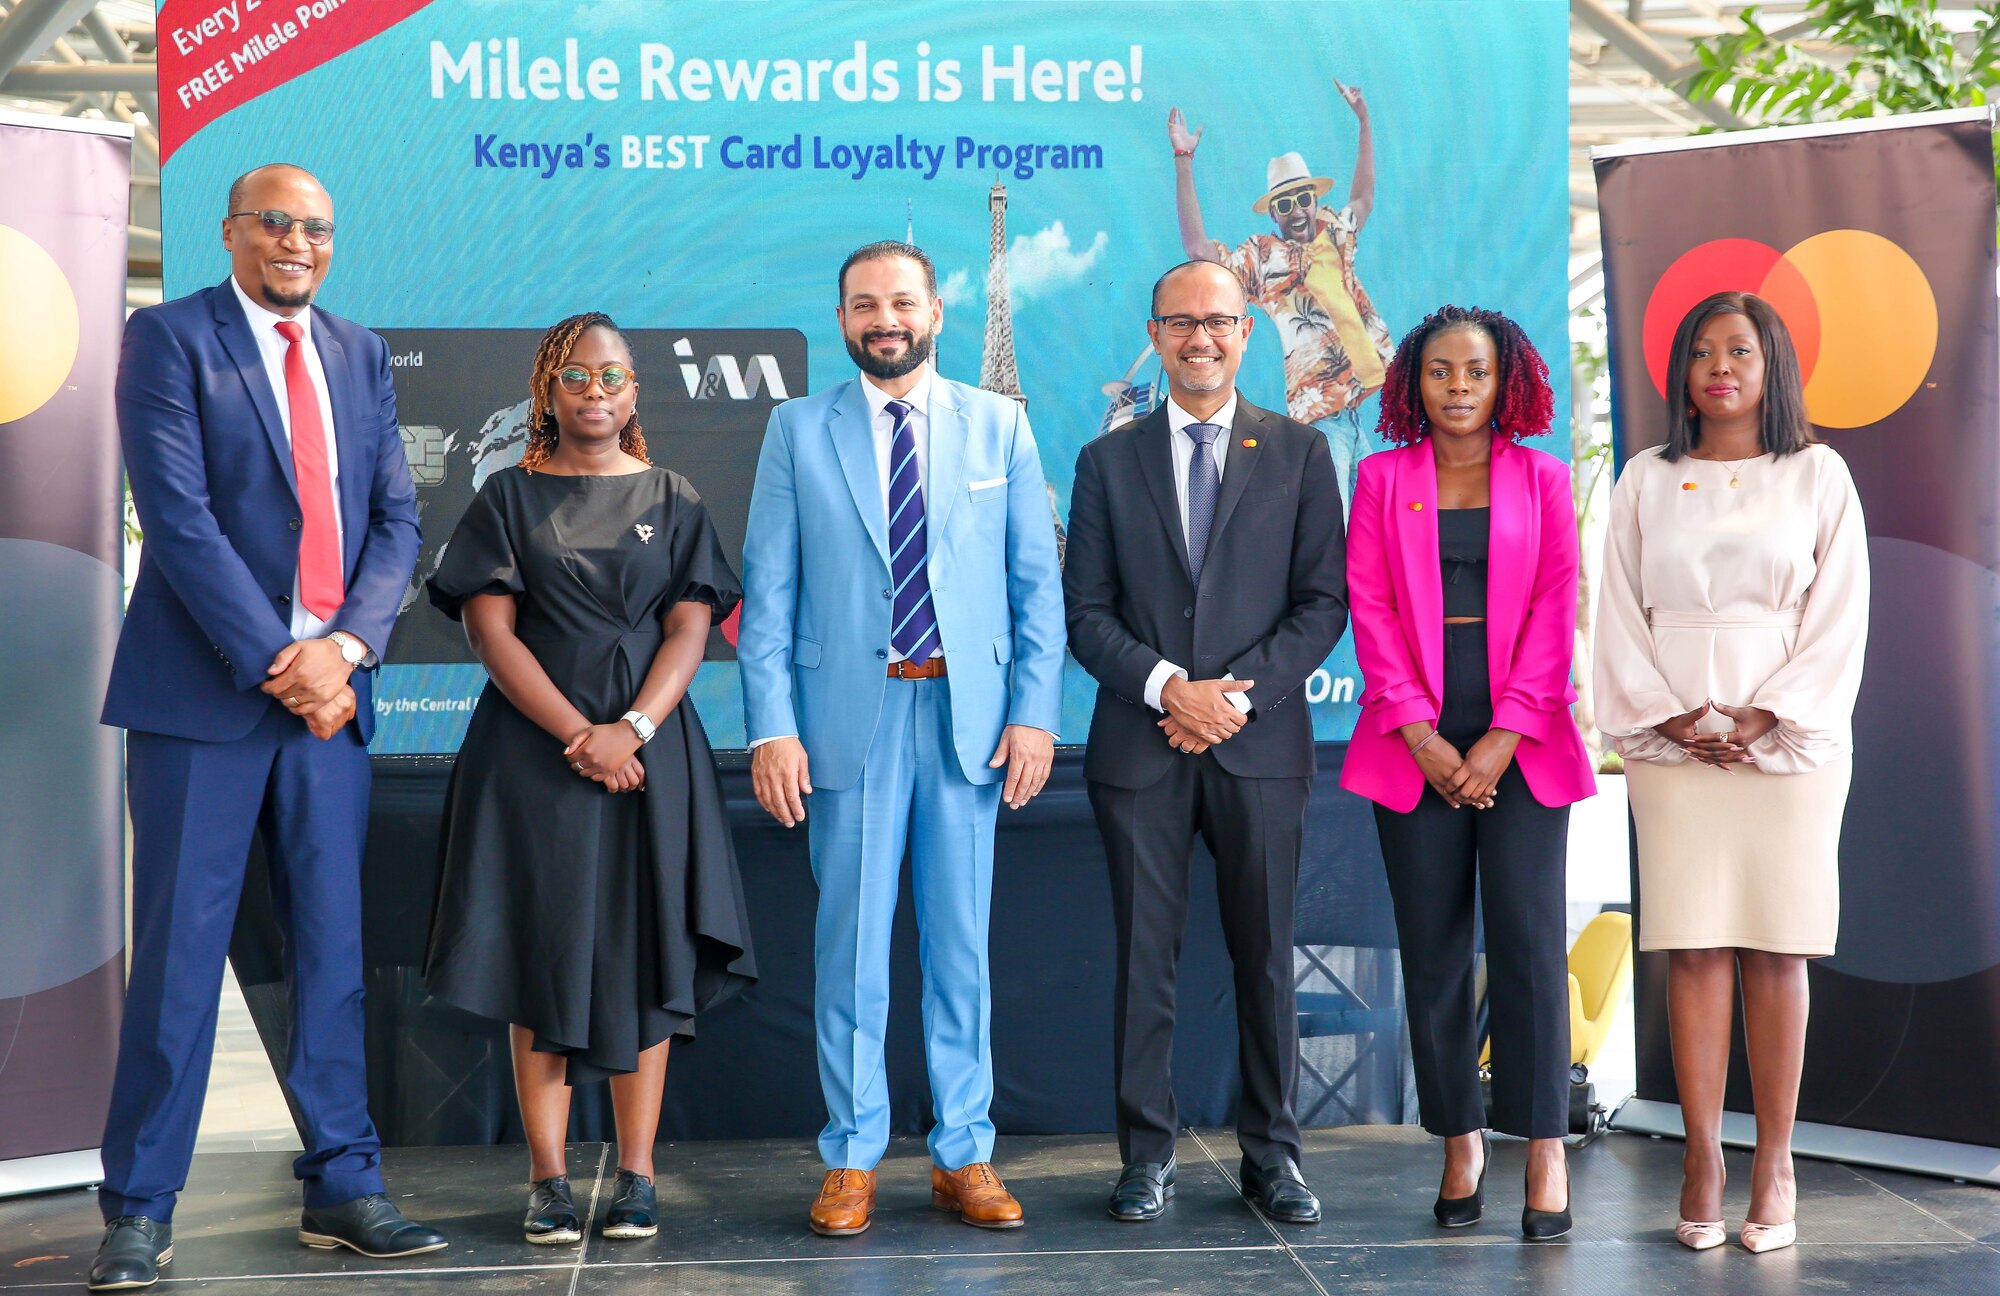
top-left (1641, 232), bottom-right (1937, 429)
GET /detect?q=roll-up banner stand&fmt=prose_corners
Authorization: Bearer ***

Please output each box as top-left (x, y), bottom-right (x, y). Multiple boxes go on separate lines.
top-left (0, 108), bottom-right (132, 1197)
top-left (1594, 107), bottom-right (2000, 1184)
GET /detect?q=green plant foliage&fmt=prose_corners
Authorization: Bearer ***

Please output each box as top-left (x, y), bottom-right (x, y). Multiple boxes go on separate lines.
top-left (1684, 1), bottom-right (2000, 196)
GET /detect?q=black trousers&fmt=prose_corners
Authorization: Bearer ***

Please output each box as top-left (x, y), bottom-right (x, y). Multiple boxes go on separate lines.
top-left (1372, 623), bottom-right (1572, 1140)
top-left (1090, 757), bottom-right (1311, 1167)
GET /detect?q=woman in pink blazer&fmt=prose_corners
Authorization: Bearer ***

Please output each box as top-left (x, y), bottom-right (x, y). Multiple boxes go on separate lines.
top-left (1340, 305), bottom-right (1595, 1239)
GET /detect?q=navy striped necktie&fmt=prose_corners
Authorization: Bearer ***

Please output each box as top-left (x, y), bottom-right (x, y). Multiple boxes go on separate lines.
top-left (885, 399), bottom-right (939, 660)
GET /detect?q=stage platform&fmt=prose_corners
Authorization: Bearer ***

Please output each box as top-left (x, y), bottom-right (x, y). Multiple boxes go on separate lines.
top-left (3, 1126), bottom-right (1995, 1293)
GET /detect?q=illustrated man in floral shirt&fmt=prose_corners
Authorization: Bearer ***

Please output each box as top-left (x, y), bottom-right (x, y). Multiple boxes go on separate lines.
top-left (1169, 81), bottom-right (1394, 525)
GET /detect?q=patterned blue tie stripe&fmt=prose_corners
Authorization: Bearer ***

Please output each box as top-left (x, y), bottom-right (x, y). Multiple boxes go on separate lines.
top-left (885, 399), bottom-right (939, 660)
top-left (1185, 421), bottom-right (1223, 588)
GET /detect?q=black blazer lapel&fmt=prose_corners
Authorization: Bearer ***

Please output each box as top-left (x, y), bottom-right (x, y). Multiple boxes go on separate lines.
top-left (1132, 406), bottom-right (1192, 581)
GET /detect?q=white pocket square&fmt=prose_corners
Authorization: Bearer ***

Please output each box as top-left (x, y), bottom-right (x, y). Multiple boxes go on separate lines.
top-left (967, 477), bottom-right (1008, 492)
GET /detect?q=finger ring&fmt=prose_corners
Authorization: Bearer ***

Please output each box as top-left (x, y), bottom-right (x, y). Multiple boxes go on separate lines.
top-left (573, 762), bottom-right (584, 771)
top-left (286, 696), bottom-right (298, 707)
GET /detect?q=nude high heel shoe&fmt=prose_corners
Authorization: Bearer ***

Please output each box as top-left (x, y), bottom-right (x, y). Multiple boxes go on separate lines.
top-left (1675, 1219), bottom-right (1726, 1251)
top-left (1739, 1219), bottom-right (1796, 1254)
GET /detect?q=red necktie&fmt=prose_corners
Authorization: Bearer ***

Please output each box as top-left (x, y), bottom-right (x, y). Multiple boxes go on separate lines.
top-left (273, 320), bottom-right (344, 620)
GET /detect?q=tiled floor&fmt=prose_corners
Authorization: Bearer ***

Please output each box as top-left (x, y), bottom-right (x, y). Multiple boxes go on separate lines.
top-left (6, 1126), bottom-right (1994, 1294)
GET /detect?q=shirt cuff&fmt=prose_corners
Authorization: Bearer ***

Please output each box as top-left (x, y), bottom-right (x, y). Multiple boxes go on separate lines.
top-left (1144, 660), bottom-right (1185, 713)
top-left (747, 735), bottom-right (792, 750)
top-left (1221, 672), bottom-right (1251, 714)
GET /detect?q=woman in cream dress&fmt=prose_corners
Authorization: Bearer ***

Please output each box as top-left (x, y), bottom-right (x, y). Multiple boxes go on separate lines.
top-left (1595, 292), bottom-right (1868, 1256)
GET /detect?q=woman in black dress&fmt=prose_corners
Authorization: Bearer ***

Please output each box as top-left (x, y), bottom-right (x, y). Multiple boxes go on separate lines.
top-left (425, 312), bottom-right (756, 1245)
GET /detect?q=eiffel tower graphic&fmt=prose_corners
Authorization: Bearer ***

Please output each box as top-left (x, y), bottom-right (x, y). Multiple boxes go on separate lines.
top-left (970, 178), bottom-right (1067, 564)
top-left (978, 177), bottom-right (1026, 407)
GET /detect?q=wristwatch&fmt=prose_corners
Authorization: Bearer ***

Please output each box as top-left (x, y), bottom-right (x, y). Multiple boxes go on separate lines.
top-left (327, 631), bottom-right (368, 667)
top-left (622, 710), bottom-right (657, 744)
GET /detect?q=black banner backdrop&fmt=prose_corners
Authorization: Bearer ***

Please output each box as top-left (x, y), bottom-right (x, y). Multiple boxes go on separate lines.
top-left (0, 111), bottom-right (130, 1188)
top-left (1594, 109), bottom-right (2000, 1153)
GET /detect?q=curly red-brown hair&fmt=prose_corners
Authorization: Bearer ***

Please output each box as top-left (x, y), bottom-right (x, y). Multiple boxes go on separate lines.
top-left (1374, 305), bottom-right (1554, 446)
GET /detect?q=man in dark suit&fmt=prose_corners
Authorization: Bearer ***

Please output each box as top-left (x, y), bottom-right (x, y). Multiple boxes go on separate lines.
top-left (89, 164), bottom-right (441, 1290)
top-left (1064, 259), bottom-right (1348, 1225)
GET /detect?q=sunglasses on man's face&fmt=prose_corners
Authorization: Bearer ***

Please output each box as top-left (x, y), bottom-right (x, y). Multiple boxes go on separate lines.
top-left (1270, 190), bottom-right (1317, 216)
top-left (229, 210), bottom-right (335, 245)
top-left (556, 363), bottom-right (636, 395)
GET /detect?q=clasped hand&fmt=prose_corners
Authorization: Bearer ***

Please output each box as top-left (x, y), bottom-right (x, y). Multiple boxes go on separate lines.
top-left (261, 639), bottom-right (357, 740)
top-left (565, 722), bottom-right (646, 793)
top-left (262, 637), bottom-right (352, 712)
top-left (1410, 728), bottom-right (1517, 809)
top-left (1158, 675), bottom-right (1255, 754)
top-left (1655, 700), bottom-right (1777, 770)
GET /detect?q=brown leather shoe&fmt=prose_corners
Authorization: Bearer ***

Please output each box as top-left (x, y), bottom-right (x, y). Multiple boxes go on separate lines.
top-left (809, 1168), bottom-right (876, 1237)
top-left (932, 1162), bottom-right (1025, 1229)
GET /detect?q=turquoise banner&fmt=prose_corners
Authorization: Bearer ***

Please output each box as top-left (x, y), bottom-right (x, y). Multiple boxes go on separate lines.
top-left (158, 0), bottom-right (1570, 753)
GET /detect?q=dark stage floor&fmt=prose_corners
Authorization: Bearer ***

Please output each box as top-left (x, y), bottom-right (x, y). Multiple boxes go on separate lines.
top-left (3, 1126), bottom-right (1996, 1293)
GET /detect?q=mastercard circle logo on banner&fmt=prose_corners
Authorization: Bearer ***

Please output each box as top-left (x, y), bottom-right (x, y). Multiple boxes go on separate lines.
top-left (1640, 231), bottom-right (1937, 429)
top-left (0, 224), bottom-right (81, 424)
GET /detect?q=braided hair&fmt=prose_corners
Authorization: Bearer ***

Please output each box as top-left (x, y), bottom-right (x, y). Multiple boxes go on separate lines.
top-left (519, 311), bottom-right (650, 473)
top-left (1374, 304), bottom-right (1554, 446)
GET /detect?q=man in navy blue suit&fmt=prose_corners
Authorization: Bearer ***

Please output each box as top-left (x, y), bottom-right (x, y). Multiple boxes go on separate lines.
top-left (88, 164), bottom-right (441, 1291)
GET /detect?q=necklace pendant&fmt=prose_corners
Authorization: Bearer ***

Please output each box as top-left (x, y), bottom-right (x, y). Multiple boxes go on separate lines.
top-left (1729, 475), bottom-right (1741, 488)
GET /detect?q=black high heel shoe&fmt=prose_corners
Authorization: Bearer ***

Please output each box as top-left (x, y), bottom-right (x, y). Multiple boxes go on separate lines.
top-left (1433, 1130), bottom-right (1489, 1228)
top-left (1521, 1158), bottom-right (1572, 1240)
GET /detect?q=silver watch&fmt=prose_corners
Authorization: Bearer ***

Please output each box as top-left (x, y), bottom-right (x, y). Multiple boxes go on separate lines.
top-left (622, 710), bottom-right (657, 744)
top-left (327, 631), bottom-right (367, 666)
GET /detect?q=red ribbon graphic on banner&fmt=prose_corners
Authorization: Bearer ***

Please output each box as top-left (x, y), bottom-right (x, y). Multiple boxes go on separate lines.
top-left (156, 0), bottom-right (435, 166)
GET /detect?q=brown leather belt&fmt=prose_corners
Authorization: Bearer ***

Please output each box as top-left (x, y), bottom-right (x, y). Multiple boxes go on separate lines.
top-left (887, 657), bottom-right (948, 680)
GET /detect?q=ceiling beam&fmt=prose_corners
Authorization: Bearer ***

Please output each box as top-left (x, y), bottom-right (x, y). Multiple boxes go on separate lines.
top-left (1570, 0), bottom-right (1751, 129)
top-left (0, 60), bottom-right (153, 93)
top-left (0, 0), bottom-right (98, 77)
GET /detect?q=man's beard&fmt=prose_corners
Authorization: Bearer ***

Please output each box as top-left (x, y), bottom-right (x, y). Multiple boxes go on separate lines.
top-left (260, 278), bottom-right (314, 310)
top-left (1176, 355), bottom-right (1227, 392)
top-left (847, 327), bottom-right (934, 380)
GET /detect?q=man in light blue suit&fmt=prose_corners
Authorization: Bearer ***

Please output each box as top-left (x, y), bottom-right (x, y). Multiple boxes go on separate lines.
top-left (740, 242), bottom-right (1065, 1237)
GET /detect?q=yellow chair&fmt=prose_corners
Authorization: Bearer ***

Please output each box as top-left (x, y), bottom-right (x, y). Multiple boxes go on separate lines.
top-left (1480, 911), bottom-right (1633, 1069)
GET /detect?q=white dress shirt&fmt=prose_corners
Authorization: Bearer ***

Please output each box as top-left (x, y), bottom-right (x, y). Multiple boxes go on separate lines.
top-left (860, 367), bottom-right (940, 664)
top-left (229, 275), bottom-right (350, 646)
top-left (1145, 395), bottom-right (1251, 715)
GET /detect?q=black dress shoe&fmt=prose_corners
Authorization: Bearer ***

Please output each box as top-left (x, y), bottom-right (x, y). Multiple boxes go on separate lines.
top-left (1521, 1161), bottom-right (1573, 1240)
top-left (87, 1216), bottom-right (171, 1291)
top-left (299, 1193), bottom-right (449, 1257)
top-left (1107, 1157), bottom-right (1176, 1221)
top-left (1240, 1154), bottom-right (1321, 1225)
top-left (1434, 1131), bottom-right (1489, 1228)
top-left (523, 1176), bottom-right (582, 1245)
top-left (602, 1169), bottom-right (658, 1239)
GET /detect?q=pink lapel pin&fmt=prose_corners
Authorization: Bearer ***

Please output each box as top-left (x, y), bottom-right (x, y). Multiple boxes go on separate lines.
top-left (1409, 501), bottom-right (1424, 510)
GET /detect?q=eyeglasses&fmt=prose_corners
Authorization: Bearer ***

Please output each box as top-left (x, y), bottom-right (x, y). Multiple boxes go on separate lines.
top-left (1151, 315), bottom-right (1249, 338)
top-left (1269, 190), bottom-right (1317, 216)
top-left (555, 363), bottom-right (636, 394)
top-left (229, 209), bottom-right (335, 245)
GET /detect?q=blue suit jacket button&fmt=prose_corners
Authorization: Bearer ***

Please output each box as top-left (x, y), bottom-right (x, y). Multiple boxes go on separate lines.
top-left (876, 649), bottom-right (887, 660)
top-left (882, 588), bottom-right (892, 598)
top-left (1183, 607), bottom-right (1193, 618)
